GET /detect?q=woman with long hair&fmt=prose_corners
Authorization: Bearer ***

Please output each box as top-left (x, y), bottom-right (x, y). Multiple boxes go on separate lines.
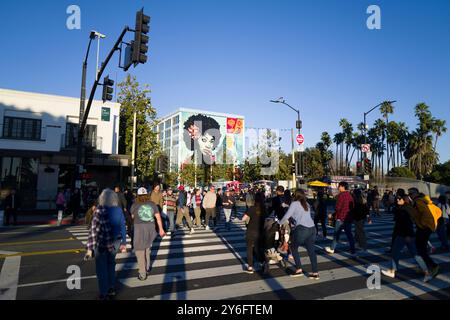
top-left (352, 189), bottom-right (369, 252)
top-left (241, 191), bottom-right (265, 274)
top-left (279, 189), bottom-right (319, 279)
top-left (85, 188), bottom-right (127, 300)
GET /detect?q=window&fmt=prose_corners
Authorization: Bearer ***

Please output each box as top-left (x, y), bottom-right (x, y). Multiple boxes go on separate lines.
top-left (158, 123), bottom-right (164, 133)
top-left (165, 128), bottom-right (171, 139)
top-left (65, 123), bottom-right (97, 148)
top-left (173, 115), bottom-right (179, 125)
top-left (3, 117), bottom-right (41, 140)
top-left (165, 119), bottom-right (172, 129)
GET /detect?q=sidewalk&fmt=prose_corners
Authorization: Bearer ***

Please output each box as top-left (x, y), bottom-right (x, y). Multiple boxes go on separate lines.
top-left (2, 212), bottom-right (86, 226)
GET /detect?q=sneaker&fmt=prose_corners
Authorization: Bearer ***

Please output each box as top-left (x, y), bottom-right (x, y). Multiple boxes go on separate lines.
top-left (205, 226), bottom-right (210, 231)
top-left (244, 267), bottom-right (254, 274)
top-left (107, 288), bottom-right (116, 298)
top-left (308, 273), bottom-right (320, 280)
top-left (288, 254), bottom-right (294, 261)
top-left (269, 259), bottom-right (277, 265)
top-left (431, 265), bottom-right (440, 278)
top-left (290, 270), bottom-right (304, 278)
top-left (166, 231), bottom-right (171, 235)
top-left (423, 274), bottom-right (433, 283)
top-left (138, 274), bottom-right (147, 281)
top-left (381, 269), bottom-right (395, 278)
top-left (325, 247), bottom-right (334, 254)
top-left (189, 228), bottom-right (195, 235)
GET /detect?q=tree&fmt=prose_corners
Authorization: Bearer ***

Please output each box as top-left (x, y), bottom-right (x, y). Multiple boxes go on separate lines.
top-left (316, 132), bottom-right (334, 175)
top-left (388, 167), bottom-right (416, 179)
top-left (303, 147), bottom-right (325, 178)
top-left (380, 101), bottom-right (394, 173)
top-left (431, 118), bottom-right (447, 151)
top-left (117, 74), bottom-right (159, 184)
top-left (426, 161), bottom-right (450, 186)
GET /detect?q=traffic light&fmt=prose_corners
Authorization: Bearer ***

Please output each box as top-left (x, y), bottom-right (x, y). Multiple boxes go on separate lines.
top-left (364, 158), bottom-right (372, 175)
top-left (290, 163), bottom-right (295, 174)
top-left (132, 9), bottom-right (150, 66)
top-left (102, 76), bottom-right (114, 103)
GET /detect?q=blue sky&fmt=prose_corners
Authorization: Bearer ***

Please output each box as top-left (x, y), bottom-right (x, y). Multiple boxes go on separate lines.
top-left (1, 0), bottom-right (449, 162)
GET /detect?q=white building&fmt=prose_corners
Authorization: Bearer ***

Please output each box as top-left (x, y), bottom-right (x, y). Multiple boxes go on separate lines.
top-left (154, 108), bottom-right (245, 173)
top-left (0, 88), bottom-right (130, 210)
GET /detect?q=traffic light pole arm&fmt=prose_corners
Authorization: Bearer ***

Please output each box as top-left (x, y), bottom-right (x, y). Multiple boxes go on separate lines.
top-left (79, 26), bottom-right (130, 138)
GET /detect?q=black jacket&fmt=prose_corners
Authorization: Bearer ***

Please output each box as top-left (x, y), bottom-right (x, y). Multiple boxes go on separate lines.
top-left (393, 204), bottom-right (416, 238)
top-left (272, 195), bottom-right (285, 220)
top-left (353, 202), bottom-right (369, 221)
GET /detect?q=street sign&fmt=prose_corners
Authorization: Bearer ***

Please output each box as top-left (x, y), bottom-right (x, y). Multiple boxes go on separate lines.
top-left (297, 144), bottom-right (305, 152)
top-left (361, 144), bottom-right (371, 153)
top-left (296, 134), bottom-right (304, 145)
top-left (101, 107), bottom-right (110, 121)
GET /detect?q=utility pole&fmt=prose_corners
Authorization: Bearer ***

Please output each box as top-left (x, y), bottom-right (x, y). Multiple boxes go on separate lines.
top-left (291, 129), bottom-right (295, 189)
top-left (131, 110), bottom-right (137, 189)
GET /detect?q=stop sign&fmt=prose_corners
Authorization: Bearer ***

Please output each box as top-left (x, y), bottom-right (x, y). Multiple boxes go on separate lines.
top-left (296, 134), bottom-right (304, 145)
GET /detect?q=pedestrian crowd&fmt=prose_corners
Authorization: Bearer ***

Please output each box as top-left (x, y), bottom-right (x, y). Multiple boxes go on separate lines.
top-left (76, 180), bottom-right (449, 299)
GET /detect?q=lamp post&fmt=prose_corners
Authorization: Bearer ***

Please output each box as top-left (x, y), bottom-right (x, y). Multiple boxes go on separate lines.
top-left (270, 98), bottom-right (302, 189)
top-left (362, 100), bottom-right (396, 180)
top-left (91, 30), bottom-right (106, 81)
top-left (74, 32), bottom-right (96, 191)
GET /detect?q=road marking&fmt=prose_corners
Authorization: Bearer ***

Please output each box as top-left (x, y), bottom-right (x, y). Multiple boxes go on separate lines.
top-left (0, 251), bottom-right (21, 300)
top-left (0, 237), bottom-right (76, 247)
top-left (0, 248), bottom-right (85, 259)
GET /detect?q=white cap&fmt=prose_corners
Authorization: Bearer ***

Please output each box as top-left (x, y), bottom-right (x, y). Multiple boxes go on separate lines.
top-left (137, 187), bottom-right (148, 195)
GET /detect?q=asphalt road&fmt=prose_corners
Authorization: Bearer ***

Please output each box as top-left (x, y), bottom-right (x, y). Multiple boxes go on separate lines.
top-left (1, 208), bottom-right (449, 300)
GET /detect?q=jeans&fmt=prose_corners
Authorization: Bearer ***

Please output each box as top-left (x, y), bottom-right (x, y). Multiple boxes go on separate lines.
top-left (246, 235), bottom-right (261, 267)
top-left (95, 249), bottom-right (117, 296)
top-left (314, 212), bottom-right (327, 237)
top-left (436, 218), bottom-right (448, 249)
top-left (289, 225), bottom-right (318, 273)
top-left (167, 211), bottom-right (175, 232)
top-left (391, 236), bottom-right (427, 272)
top-left (331, 220), bottom-right (355, 254)
top-left (354, 220), bottom-right (367, 250)
top-left (160, 212), bottom-right (169, 231)
top-left (416, 226), bottom-right (437, 270)
top-left (4, 208), bottom-right (17, 226)
top-left (223, 209), bottom-right (232, 229)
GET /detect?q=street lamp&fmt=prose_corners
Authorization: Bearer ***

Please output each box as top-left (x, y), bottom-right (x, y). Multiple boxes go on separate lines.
top-left (90, 30), bottom-right (106, 81)
top-left (363, 100), bottom-right (397, 148)
top-left (270, 98), bottom-right (302, 189)
top-left (74, 32), bottom-right (96, 190)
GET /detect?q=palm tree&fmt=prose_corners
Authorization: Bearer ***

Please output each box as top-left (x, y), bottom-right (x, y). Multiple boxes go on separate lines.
top-left (373, 119), bottom-right (386, 176)
top-left (405, 131), bottom-right (438, 179)
top-left (397, 122), bottom-right (409, 166)
top-left (431, 118), bottom-right (447, 151)
top-left (333, 132), bottom-right (345, 175)
top-left (380, 101), bottom-right (394, 173)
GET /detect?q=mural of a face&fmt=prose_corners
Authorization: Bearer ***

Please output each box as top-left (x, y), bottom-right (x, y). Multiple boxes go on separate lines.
top-left (198, 132), bottom-right (216, 157)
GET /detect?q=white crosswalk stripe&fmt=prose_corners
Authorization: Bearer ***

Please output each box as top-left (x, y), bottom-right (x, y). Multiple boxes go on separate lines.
top-left (62, 209), bottom-right (449, 300)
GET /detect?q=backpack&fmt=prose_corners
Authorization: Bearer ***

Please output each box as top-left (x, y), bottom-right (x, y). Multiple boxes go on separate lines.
top-left (427, 202), bottom-right (442, 231)
top-left (138, 204), bottom-right (155, 223)
top-left (416, 196), bottom-right (442, 231)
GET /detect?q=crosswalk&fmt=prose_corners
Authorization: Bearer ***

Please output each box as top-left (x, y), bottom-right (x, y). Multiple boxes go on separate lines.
top-left (65, 209), bottom-right (450, 300)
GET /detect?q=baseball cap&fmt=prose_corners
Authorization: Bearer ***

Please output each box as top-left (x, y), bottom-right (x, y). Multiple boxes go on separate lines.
top-left (178, 185), bottom-right (185, 191)
top-left (137, 187), bottom-right (148, 195)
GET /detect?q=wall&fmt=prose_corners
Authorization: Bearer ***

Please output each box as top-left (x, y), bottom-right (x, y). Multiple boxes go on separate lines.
top-left (36, 164), bottom-right (59, 210)
top-left (0, 89), bottom-right (120, 155)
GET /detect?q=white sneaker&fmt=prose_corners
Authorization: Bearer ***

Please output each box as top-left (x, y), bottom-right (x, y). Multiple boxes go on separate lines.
top-left (381, 269), bottom-right (395, 278)
top-left (423, 274), bottom-right (433, 283)
top-left (189, 228), bottom-right (195, 235)
top-left (325, 247), bottom-right (334, 254)
top-left (205, 226), bottom-right (210, 231)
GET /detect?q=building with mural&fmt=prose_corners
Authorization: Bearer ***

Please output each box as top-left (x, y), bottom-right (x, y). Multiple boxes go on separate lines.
top-left (154, 108), bottom-right (245, 173)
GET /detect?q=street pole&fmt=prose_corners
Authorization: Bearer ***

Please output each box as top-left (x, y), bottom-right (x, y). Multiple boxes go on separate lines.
top-left (291, 128), bottom-right (295, 190)
top-left (74, 35), bottom-right (95, 191)
top-left (131, 110), bottom-right (137, 190)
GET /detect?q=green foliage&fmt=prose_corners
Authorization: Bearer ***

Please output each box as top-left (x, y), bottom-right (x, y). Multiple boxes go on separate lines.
top-left (117, 75), bottom-right (159, 184)
top-left (426, 161), bottom-right (450, 186)
top-left (388, 167), bottom-right (416, 179)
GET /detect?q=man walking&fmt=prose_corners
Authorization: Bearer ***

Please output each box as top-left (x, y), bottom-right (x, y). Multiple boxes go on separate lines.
top-left (408, 188), bottom-right (440, 278)
top-left (203, 185), bottom-right (217, 230)
top-left (325, 182), bottom-right (356, 256)
top-left (175, 186), bottom-right (194, 234)
top-left (4, 189), bottom-right (20, 226)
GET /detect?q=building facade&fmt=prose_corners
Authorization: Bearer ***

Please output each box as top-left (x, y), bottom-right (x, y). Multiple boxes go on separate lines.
top-left (154, 108), bottom-right (245, 173)
top-left (0, 88), bottom-right (130, 210)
